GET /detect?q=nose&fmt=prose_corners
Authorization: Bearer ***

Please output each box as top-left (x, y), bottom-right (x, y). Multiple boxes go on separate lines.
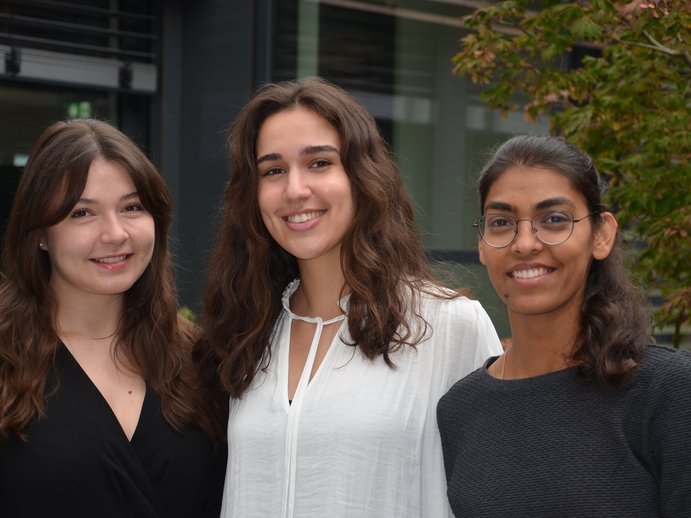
top-left (510, 219), bottom-right (542, 254)
top-left (284, 169), bottom-right (311, 201)
top-left (100, 214), bottom-right (129, 244)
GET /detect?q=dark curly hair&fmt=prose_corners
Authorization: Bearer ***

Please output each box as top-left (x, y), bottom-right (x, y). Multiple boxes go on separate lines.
top-left (197, 77), bottom-right (462, 398)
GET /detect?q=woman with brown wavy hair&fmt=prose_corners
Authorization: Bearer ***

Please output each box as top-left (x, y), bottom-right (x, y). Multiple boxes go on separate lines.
top-left (437, 135), bottom-right (691, 517)
top-left (0, 119), bottom-right (225, 518)
top-left (197, 77), bottom-right (501, 518)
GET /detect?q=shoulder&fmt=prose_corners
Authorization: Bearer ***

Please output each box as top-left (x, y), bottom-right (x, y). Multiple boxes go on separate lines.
top-left (414, 289), bottom-right (499, 349)
top-left (638, 345), bottom-right (691, 381)
top-left (415, 284), bottom-right (501, 353)
top-left (414, 283), bottom-right (490, 322)
top-left (441, 361), bottom-right (489, 397)
top-left (632, 346), bottom-right (691, 503)
top-left (636, 345), bottom-right (691, 395)
top-left (437, 362), bottom-right (490, 418)
top-left (623, 346), bottom-right (691, 434)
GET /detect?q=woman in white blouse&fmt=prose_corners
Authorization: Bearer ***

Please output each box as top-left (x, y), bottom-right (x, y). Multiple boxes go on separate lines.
top-left (197, 77), bottom-right (502, 518)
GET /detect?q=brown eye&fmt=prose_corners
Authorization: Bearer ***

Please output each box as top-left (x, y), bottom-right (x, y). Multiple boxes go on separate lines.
top-left (263, 167), bottom-right (285, 177)
top-left (70, 209), bottom-right (90, 218)
top-left (123, 203), bottom-right (145, 213)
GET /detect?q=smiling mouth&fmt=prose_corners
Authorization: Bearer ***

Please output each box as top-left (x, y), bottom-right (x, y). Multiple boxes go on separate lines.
top-left (509, 267), bottom-right (553, 279)
top-left (285, 210), bottom-right (325, 223)
top-left (92, 255), bottom-right (129, 264)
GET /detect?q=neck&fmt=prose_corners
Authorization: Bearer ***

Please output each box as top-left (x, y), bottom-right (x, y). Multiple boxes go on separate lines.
top-left (501, 312), bottom-right (580, 378)
top-left (294, 262), bottom-right (347, 320)
top-left (54, 291), bottom-right (123, 341)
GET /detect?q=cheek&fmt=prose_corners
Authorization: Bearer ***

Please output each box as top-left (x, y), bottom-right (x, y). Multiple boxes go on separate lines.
top-left (478, 241), bottom-right (487, 266)
top-left (575, 255), bottom-right (594, 280)
top-left (141, 217), bottom-right (156, 249)
top-left (256, 188), bottom-right (280, 240)
top-left (344, 192), bottom-right (356, 223)
top-left (47, 228), bottom-right (87, 256)
top-left (341, 183), bottom-right (356, 221)
top-left (327, 170), bottom-right (354, 203)
top-left (484, 261), bottom-right (504, 286)
top-left (257, 200), bottom-right (273, 230)
top-left (257, 185), bottom-right (273, 217)
top-left (44, 224), bottom-right (66, 248)
top-left (477, 248), bottom-right (507, 293)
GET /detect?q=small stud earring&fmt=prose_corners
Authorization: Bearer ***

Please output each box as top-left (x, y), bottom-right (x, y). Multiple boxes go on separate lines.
top-left (39, 242), bottom-right (48, 251)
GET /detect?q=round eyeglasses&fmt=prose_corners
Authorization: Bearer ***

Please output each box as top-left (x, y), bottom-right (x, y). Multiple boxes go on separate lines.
top-left (474, 210), bottom-right (600, 248)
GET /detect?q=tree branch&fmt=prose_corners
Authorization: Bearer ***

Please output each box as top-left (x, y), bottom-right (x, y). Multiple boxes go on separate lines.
top-left (613, 34), bottom-right (691, 68)
top-left (642, 30), bottom-right (691, 67)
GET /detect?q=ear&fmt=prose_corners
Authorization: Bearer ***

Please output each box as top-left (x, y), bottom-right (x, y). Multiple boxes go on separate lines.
top-left (592, 211), bottom-right (617, 260)
top-left (478, 238), bottom-right (488, 266)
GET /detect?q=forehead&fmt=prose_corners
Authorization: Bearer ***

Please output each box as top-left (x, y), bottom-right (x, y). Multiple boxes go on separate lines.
top-left (484, 165), bottom-right (587, 211)
top-left (256, 107), bottom-right (340, 153)
top-left (80, 158), bottom-right (137, 195)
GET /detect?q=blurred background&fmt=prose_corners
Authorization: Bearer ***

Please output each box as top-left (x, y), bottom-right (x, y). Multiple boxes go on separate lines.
top-left (1, 0), bottom-right (562, 341)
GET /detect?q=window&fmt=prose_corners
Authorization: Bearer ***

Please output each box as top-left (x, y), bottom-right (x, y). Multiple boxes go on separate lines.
top-left (273, 0), bottom-right (550, 337)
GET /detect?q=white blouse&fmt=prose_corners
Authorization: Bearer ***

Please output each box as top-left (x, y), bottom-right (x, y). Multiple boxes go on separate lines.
top-left (221, 280), bottom-right (502, 518)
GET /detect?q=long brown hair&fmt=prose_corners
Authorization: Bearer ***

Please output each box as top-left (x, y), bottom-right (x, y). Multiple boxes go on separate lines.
top-left (198, 77), bottom-right (460, 398)
top-left (0, 119), bottom-right (222, 440)
top-left (477, 135), bottom-right (651, 387)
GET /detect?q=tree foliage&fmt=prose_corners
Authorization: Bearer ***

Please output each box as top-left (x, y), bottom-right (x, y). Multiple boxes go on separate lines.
top-left (453, 0), bottom-right (690, 347)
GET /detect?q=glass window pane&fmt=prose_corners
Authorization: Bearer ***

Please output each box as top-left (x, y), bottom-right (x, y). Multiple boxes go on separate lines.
top-left (276, 0), bottom-right (550, 338)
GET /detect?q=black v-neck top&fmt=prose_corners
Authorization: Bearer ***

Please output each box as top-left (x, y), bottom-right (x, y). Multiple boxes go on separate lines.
top-left (0, 344), bottom-right (226, 518)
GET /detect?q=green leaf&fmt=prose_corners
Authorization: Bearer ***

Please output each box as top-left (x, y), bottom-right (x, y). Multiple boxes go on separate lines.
top-left (570, 15), bottom-right (604, 40)
top-left (451, 0), bottom-right (691, 345)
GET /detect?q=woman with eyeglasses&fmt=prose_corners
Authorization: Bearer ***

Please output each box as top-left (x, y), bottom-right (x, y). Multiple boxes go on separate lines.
top-left (437, 135), bottom-right (691, 517)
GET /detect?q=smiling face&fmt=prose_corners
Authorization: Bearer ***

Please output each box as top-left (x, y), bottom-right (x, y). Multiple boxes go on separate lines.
top-left (44, 157), bottom-right (155, 304)
top-left (478, 165), bottom-right (615, 323)
top-left (256, 107), bottom-right (355, 271)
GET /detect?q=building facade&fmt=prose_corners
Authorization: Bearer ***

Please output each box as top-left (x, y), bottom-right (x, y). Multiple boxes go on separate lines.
top-left (0, 0), bottom-right (553, 338)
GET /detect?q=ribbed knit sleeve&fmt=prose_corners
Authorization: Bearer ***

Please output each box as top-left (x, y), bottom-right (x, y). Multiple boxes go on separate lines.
top-left (642, 347), bottom-right (691, 517)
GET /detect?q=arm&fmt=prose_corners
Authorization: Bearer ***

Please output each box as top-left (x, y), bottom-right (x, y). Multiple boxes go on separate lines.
top-left (645, 348), bottom-right (691, 517)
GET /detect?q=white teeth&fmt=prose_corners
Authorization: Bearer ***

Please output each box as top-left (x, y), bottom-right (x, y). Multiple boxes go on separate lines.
top-left (93, 255), bottom-right (127, 264)
top-left (286, 211), bottom-right (324, 223)
top-left (512, 268), bottom-right (548, 279)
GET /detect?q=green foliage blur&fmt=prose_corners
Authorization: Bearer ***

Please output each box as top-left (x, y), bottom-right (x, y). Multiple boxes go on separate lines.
top-left (453, 0), bottom-right (690, 347)
top-left (178, 305), bottom-right (198, 323)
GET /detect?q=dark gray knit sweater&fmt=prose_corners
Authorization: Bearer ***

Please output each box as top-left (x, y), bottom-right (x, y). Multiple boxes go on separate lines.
top-left (437, 345), bottom-right (691, 517)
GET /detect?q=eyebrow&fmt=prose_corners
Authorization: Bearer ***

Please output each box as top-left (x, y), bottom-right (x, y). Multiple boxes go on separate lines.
top-left (485, 197), bottom-right (577, 213)
top-left (77, 192), bottom-right (140, 204)
top-left (256, 144), bottom-right (340, 165)
top-left (535, 197), bottom-right (577, 210)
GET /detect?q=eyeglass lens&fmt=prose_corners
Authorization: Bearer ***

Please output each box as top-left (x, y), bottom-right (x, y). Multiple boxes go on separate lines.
top-left (478, 210), bottom-right (576, 247)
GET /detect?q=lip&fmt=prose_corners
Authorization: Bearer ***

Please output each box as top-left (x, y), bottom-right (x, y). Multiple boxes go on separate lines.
top-left (282, 209), bottom-right (325, 229)
top-left (90, 254), bottom-right (131, 271)
top-left (283, 210), bottom-right (325, 223)
top-left (507, 263), bottom-right (555, 280)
